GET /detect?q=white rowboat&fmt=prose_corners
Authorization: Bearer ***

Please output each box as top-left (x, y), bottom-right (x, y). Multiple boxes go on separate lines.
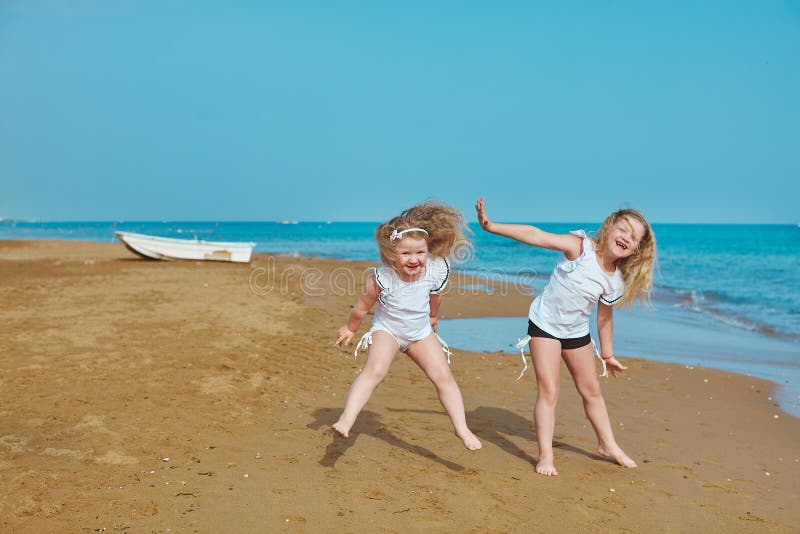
top-left (116, 231), bottom-right (255, 263)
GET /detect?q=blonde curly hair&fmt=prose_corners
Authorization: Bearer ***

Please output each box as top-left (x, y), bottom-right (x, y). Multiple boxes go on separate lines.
top-left (375, 201), bottom-right (470, 267)
top-left (592, 209), bottom-right (657, 307)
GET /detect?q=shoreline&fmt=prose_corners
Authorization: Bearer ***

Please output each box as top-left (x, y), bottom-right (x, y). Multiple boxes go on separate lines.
top-left (1, 239), bottom-right (799, 531)
top-left (3, 226), bottom-right (797, 343)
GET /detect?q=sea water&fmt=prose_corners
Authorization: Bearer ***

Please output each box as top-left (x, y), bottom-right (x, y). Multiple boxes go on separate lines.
top-left (2, 220), bottom-right (798, 415)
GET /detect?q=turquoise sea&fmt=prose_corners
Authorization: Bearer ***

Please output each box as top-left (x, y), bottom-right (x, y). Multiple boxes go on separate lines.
top-left (2, 220), bottom-right (798, 416)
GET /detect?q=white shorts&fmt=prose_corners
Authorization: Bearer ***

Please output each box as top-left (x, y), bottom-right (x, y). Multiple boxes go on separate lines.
top-left (352, 324), bottom-right (453, 365)
top-left (370, 322), bottom-right (433, 352)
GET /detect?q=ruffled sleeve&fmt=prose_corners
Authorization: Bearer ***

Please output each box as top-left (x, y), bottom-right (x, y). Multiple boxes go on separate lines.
top-left (373, 266), bottom-right (391, 304)
top-left (555, 230), bottom-right (590, 273)
top-left (428, 256), bottom-right (450, 294)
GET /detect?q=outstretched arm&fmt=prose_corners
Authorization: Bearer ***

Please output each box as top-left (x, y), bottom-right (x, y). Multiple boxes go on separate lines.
top-left (596, 302), bottom-right (628, 377)
top-left (334, 274), bottom-right (379, 347)
top-left (475, 197), bottom-right (583, 259)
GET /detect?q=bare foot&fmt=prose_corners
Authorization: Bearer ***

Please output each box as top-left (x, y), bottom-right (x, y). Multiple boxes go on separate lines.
top-left (598, 444), bottom-right (637, 468)
top-left (536, 456), bottom-right (558, 476)
top-left (332, 420), bottom-right (351, 439)
top-left (457, 430), bottom-right (482, 451)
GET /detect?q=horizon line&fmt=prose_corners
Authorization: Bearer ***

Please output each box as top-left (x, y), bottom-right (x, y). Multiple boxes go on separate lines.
top-left (1, 218), bottom-right (797, 226)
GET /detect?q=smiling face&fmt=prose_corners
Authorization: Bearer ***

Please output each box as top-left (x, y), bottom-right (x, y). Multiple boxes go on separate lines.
top-left (605, 216), bottom-right (646, 261)
top-left (393, 236), bottom-right (429, 280)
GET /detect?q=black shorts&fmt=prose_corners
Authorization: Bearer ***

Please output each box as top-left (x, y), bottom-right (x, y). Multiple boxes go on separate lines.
top-left (527, 320), bottom-right (591, 350)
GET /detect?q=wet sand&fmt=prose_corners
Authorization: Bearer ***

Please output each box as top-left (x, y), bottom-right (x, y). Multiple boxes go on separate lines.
top-left (1, 240), bottom-right (798, 532)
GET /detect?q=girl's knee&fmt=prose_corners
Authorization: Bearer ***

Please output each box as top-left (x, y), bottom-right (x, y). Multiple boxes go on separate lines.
top-left (427, 366), bottom-right (455, 387)
top-left (362, 365), bottom-right (390, 383)
top-left (537, 384), bottom-right (560, 404)
top-left (578, 384), bottom-right (602, 402)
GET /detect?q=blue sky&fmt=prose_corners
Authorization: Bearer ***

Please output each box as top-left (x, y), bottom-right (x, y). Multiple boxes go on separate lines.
top-left (1, 1), bottom-right (798, 223)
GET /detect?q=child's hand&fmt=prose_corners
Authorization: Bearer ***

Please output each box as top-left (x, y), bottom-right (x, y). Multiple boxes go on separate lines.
top-left (475, 197), bottom-right (492, 231)
top-left (429, 317), bottom-right (438, 333)
top-left (603, 356), bottom-right (629, 377)
top-left (334, 327), bottom-right (355, 347)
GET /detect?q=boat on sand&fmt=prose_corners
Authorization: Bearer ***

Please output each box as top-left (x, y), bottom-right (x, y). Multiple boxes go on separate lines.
top-left (115, 231), bottom-right (255, 263)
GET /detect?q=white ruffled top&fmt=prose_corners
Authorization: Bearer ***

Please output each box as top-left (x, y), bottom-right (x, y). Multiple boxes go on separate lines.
top-left (528, 230), bottom-right (625, 338)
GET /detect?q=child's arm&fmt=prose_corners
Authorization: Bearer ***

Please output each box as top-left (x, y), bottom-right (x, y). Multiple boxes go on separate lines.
top-left (475, 197), bottom-right (582, 259)
top-left (334, 274), bottom-right (380, 347)
top-left (429, 293), bottom-right (442, 332)
top-left (597, 302), bottom-right (628, 376)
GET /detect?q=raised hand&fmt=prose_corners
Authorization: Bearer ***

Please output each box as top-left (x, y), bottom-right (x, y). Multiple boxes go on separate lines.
top-left (475, 197), bottom-right (492, 231)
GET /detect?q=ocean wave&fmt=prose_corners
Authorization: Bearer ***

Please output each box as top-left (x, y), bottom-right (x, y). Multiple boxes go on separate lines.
top-left (654, 285), bottom-right (723, 304)
top-left (649, 285), bottom-right (800, 341)
top-left (681, 301), bottom-right (798, 341)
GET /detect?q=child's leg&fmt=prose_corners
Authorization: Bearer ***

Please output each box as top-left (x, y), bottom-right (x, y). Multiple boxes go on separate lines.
top-left (333, 331), bottom-right (399, 438)
top-left (529, 337), bottom-right (563, 475)
top-left (406, 333), bottom-right (482, 450)
top-left (562, 345), bottom-right (637, 468)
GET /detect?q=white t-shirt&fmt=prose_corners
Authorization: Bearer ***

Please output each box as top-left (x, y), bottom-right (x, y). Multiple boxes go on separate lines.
top-left (372, 256), bottom-right (450, 341)
top-left (528, 230), bottom-right (625, 338)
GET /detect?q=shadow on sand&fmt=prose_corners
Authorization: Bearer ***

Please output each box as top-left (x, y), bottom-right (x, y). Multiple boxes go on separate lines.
top-left (307, 408), bottom-right (465, 471)
top-left (308, 405), bottom-right (607, 471)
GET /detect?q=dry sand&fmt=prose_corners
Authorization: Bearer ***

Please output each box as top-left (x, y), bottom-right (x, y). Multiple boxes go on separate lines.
top-left (1, 239), bottom-right (798, 532)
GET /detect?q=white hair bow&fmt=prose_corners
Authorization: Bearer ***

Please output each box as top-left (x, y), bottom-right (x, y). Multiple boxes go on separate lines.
top-left (389, 227), bottom-right (428, 241)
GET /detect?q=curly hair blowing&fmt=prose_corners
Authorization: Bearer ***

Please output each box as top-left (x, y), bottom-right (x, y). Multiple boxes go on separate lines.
top-left (592, 209), bottom-right (657, 307)
top-left (375, 201), bottom-right (470, 267)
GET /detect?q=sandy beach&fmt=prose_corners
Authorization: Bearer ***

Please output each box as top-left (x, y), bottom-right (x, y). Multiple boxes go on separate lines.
top-left (1, 239), bottom-right (798, 532)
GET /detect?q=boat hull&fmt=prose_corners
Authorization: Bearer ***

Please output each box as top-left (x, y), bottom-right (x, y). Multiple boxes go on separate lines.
top-left (115, 231), bottom-right (255, 263)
